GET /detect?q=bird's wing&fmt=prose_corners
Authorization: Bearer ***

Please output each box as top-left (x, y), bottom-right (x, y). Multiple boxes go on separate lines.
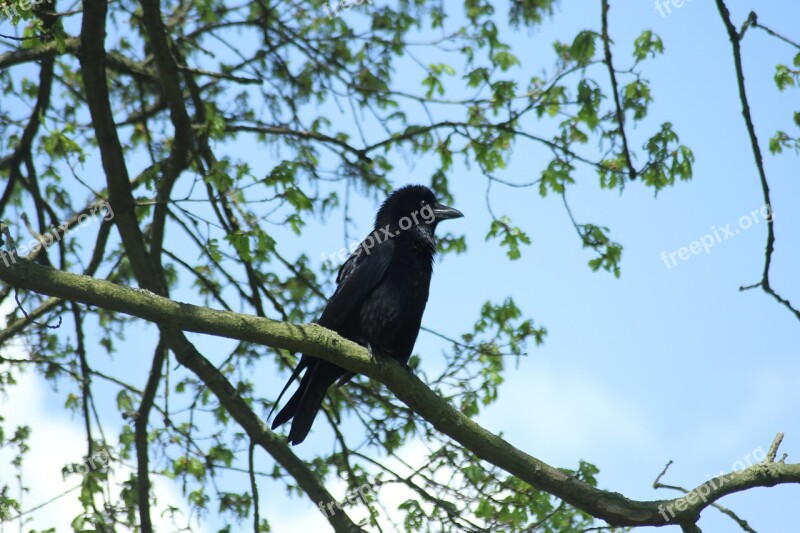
top-left (270, 240), bottom-right (392, 424)
top-left (317, 239), bottom-right (394, 329)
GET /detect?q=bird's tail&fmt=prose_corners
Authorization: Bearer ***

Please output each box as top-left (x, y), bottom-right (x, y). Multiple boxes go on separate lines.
top-left (267, 357), bottom-right (308, 422)
top-left (271, 359), bottom-right (343, 445)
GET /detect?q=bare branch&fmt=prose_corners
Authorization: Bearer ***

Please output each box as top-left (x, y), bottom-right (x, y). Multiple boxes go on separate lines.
top-left (715, 0), bottom-right (800, 321)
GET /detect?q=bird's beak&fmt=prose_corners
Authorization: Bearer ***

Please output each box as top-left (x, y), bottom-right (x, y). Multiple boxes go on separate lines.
top-left (431, 203), bottom-right (464, 221)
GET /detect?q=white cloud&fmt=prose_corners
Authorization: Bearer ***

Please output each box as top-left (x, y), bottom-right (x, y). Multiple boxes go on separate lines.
top-left (0, 304), bottom-right (200, 532)
top-left (479, 361), bottom-right (655, 465)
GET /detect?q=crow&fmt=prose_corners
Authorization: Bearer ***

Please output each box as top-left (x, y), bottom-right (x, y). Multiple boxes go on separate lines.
top-left (270, 184), bottom-right (463, 445)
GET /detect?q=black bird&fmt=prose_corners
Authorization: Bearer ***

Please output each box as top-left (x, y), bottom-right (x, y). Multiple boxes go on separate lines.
top-left (270, 185), bottom-right (463, 445)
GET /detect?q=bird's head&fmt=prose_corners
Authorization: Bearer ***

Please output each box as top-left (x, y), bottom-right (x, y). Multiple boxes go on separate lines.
top-left (374, 185), bottom-right (463, 233)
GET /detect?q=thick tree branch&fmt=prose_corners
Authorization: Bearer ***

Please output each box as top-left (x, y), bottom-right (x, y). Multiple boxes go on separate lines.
top-left (135, 341), bottom-right (166, 533)
top-left (2, 258), bottom-right (798, 528)
top-left (0, 37), bottom-right (79, 70)
top-left (76, 3), bottom-right (364, 531)
top-left (0, 259), bottom-right (366, 532)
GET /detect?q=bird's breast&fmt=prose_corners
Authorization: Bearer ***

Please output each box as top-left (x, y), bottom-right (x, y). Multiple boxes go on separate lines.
top-left (357, 252), bottom-right (433, 362)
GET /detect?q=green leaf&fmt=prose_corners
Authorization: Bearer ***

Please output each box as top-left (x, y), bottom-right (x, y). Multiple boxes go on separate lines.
top-left (774, 64), bottom-right (798, 91)
top-left (622, 79), bottom-right (652, 120)
top-left (486, 217), bottom-right (531, 260)
top-left (539, 158), bottom-right (575, 196)
top-left (570, 31), bottom-right (597, 66)
top-left (633, 30), bottom-right (664, 61)
top-left (493, 50), bottom-right (520, 71)
top-left (576, 79), bottom-right (601, 130)
top-left (116, 390), bottom-right (133, 413)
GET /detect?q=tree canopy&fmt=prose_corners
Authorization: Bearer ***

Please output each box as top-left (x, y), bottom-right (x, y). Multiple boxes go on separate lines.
top-left (0, 0), bottom-right (798, 532)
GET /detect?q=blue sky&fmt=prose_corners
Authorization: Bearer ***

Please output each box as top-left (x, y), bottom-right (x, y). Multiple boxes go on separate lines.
top-left (1, 0), bottom-right (799, 532)
top-left (456, 2), bottom-right (800, 531)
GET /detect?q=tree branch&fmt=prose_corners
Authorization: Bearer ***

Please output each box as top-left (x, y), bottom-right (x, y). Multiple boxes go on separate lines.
top-left (601, 0), bottom-right (636, 180)
top-left (75, 2), bottom-right (365, 530)
top-left (714, 1), bottom-right (800, 321)
top-left (135, 340), bottom-right (166, 533)
top-left (2, 258), bottom-right (798, 528)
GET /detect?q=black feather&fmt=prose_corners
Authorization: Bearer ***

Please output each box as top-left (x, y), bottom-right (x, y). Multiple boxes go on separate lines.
top-left (270, 184), bottom-right (463, 445)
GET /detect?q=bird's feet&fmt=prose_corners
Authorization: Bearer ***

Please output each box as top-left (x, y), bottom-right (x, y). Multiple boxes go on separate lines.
top-left (368, 345), bottom-right (415, 375)
top-left (400, 361), bottom-right (415, 376)
top-left (367, 344), bottom-right (385, 370)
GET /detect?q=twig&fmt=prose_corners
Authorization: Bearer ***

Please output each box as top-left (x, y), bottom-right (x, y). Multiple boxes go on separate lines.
top-left (766, 432), bottom-right (784, 463)
top-left (601, 0), bottom-right (636, 180)
top-left (653, 460), bottom-right (758, 532)
top-left (715, 1), bottom-right (800, 321)
top-left (249, 439), bottom-right (260, 533)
